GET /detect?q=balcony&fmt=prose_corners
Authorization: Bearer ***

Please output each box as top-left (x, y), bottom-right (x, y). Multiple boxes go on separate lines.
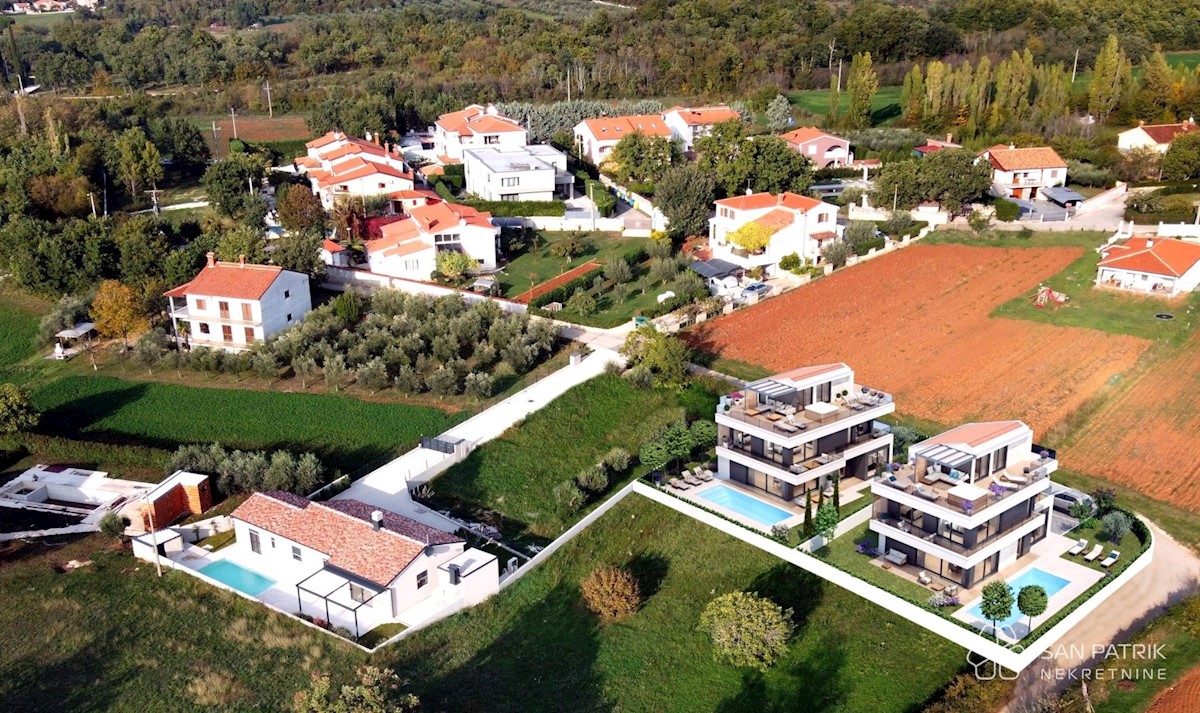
top-left (873, 507), bottom-right (1047, 559)
top-left (878, 456), bottom-right (1055, 517)
top-left (1010, 176), bottom-right (1046, 186)
top-left (717, 389), bottom-right (894, 439)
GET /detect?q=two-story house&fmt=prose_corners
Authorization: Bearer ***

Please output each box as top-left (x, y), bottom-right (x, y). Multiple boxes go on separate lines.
top-left (573, 115), bottom-right (673, 166)
top-left (870, 421), bottom-right (1058, 591)
top-left (708, 191), bottom-right (842, 276)
top-left (296, 132), bottom-right (415, 210)
top-left (165, 254), bottom-right (312, 352)
top-left (979, 145), bottom-right (1067, 200)
top-left (662, 105), bottom-right (742, 152)
top-left (462, 145), bottom-right (572, 201)
top-left (1117, 118), bottom-right (1198, 153)
top-left (365, 201), bottom-right (499, 281)
top-left (780, 127), bottom-right (854, 168)
top-left (433, 104), bottom-right (527, 163)
top-left (715, 363), bottom-right (895, 503)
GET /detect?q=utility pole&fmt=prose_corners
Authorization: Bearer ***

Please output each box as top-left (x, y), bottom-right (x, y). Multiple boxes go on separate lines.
top-left (102, 170), bottom-right (108, 216)
top-left (230, 107), bottom-right (239, 140)
top-left (1071, 48), bottom-right (1080, 84)
top-left (264, 80), bottom-right (273, 118)
top-left (145, 185), bottom-right (162, 215)
top-left (836, 59), bottom-right (843, 93)
top-left (210, 120), bottom-right (221, 142)
top-left (88, 192), bottom-right (97, 218)
top-left (588, 180), bottom-right (595, 230)
top-left (566, 65), bottom-right (571, 102)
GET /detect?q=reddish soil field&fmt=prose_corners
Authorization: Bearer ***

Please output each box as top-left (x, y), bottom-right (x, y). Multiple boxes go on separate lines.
top-left (1147, 664), bottom-right (1200, 713)
top-left (1064, 332), bottom-right (1200, 513)
top-left (688, 244), bottom-right (1149, 437)
top-left (202, 116), bottom-right (312, 157)
top-left (515, 261), bottom-right (602, 304)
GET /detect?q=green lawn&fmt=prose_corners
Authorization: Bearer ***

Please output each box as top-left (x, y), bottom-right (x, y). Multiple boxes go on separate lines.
top-left (1062, 518), bottom-right (1137, 573)
top-left (30, 375), bottom-right (457, 475)
top-left (0, 298), bottom-right (39, 372)
top-left (1053, 468), bottom-right (1200, 555)
top-left (814, 522), bottom-right (937, 604)
top-left (788, 85), bottom-right (904, 124)
top-left (379, 494), bottom-right (966, 713)
top-left (500, 232), bottom-right (648, 299)
top-left (11, 11), bottom-right (73, 28)
top-left (431, 375), bottom-right (721, 542)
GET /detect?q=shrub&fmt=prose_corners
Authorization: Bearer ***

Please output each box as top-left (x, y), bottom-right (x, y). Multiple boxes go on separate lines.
top-left (778, 253), bottom-right (802, 272)
top-left (689, 420), bottom-right (717, 450)
top-left (698, 591), bottom-right (794, 671)
top-left (993, 198), bottom-right (1020, 222)
top-left (928, 593), bottom-right (960, 607)
top-left (565, 289), bottom-right (598, 316)
top-left (821, 240), bottom-right (853, 269)
top-left (99, 511), bottom-right (130, 541)
top-left (575, 464), bottom-right (609, 493)
top-left (553, 480), bottom-right (585, 512)
top-left (1090, 487), bottom-right (1117, 515)
top-left (625, 365), bottom-right (654, 390)
top-left (1066, 160), bottom-right (1112, 187)
top-left (465, 199), bottom-right (565, 217)
top-left (770, 524), bottom-right (790, 543)
top-left (967, 210), bottom-right (992, 234)
top-left (580, 566), bottom-right (640, 622)
top-left (603, 447), bottom-right (631, 472)
top-left (881, 211), bottom-right (914, 235)
top-left (588, 180), bottom-right (616, 217)
top-left (1101, 511), bottom-right (1131, 543)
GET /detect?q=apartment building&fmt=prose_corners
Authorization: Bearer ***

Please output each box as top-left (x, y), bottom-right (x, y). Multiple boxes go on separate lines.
top-left (708, 191), bottom-right (841, 275)
top-left (462, 145), bottom-right (572, 201)
top-left (870, 421), bottom-right (1058, 590)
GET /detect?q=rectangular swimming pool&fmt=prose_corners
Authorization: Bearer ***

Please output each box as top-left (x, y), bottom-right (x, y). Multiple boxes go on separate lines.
top-left (199, 560), bottom-right (277, 597)
top-left (698, 484), bottom-right (792, 526)
top-left (964, 567), bottom-right (1070, 629)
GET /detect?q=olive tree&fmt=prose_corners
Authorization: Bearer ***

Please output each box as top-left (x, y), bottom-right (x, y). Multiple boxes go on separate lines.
top-left (699, 591), bottom-right (794, 671)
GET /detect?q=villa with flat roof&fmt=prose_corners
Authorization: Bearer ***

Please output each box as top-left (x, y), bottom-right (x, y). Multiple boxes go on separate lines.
top-left (871, 421), bottom-right (1058, 590)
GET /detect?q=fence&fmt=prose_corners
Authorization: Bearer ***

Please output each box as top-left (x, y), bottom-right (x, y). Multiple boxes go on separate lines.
top-left (598, 175), bottom-right (668, 231)
top-left (1155, 222), bottom-right (1200, 239)
top-left (493, 215), bottom-right (626, 232)
top-left (323, 266), bottom-right (528, 314)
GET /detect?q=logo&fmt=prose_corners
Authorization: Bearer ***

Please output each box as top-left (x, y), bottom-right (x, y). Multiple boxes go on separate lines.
top-left (967, 645), bottom-right (1023, 681)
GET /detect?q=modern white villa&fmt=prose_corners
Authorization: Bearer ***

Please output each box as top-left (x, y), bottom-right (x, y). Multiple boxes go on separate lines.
top-left (708, 191), bottom-right (842, 276)
top-left (1095, 236), bottom-right (1200, 298)
top-left (433, 104), bottom-right (527, 162)
top-left (364, 201), bottom-right (499, 281)
top-left (462, 145), bottom-right (572, 201)
top-left (165, 254), bottom-right (312, 352)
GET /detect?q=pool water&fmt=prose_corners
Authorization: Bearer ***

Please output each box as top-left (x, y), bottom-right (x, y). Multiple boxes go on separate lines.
top-left (965, 567), bottom-right (1070, 629)
top-left (698, 484), bottom-right (792, 526)
top-left (199, 560), bottom-right (277, 596)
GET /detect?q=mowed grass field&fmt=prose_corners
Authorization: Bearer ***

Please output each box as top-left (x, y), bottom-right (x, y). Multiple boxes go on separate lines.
top-left (0, 299), bottom-right (39, 374)
top-left (432, 375), bottom-right (721, 541)
top-left (788, 85), bottom-right (903, 124)
top-left (30, 375), bottom-right (457, 474)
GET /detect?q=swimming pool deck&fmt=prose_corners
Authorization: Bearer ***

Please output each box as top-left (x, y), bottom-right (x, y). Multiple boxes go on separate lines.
top-left (673, 477), bottom-right (805, 532)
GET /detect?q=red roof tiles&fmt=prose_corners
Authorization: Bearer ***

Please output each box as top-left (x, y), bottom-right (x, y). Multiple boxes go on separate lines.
top-left (666, 105), bottom-right (742, 126)
top-left (579, 115), bottom-right (672, 139)
top-left (1099, 237), bottom-right (1200, 278)
top-left (164, 261), bottom-right (286, 300)
top-left (1136, 121), bottom-right (1199, 145)
top-left (435, 105), bottom-right (524, 137)
top-left (780, 127), bottom-right (845, 146)
top-left (715, 191), bottom-right (824, 212)
top-left (984, 146), bottom-right (1066, 171)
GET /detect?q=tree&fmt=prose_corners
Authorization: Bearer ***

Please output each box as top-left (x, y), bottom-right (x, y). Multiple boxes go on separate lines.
top-left (727, 222), bottom-right (774, 253)
top-left (548, 233), bottom-right (588, 259)
top-left (603, 258), bottom-right (633, 284)
top-left (1090, 487), bottom-right (1117, 515)
top-left (845, 52), bottom-right (879, 130)
top-left (689, 419), bottom-right (717, 450)
top-left (1139, 47), bottom-right (1176, 119)
top-left (639, 439), bottom-right (669, 474)
top-left (581, 566), bottom-right (640, 622)
top-left (655, 164), bottom-right (716, 239)
top-left (821, 240), bottom-right (853, 268)
top-left (1017, 585), bottom-right (1047, 636)
top-left (323, 355), bottom-right (348, 391)
top-left (278, 185), bottom-right (327, 235)
top-left (273, 232), bottom-right (326, 281)
top-left (802, 493), bottom-right (814, 538)
top-left (698, 591), bottom-right (794, 671)
top-left (355, 358), bottom-right (389, 394)
top-left (900, 63), bottom-right (925, 125)
top-left (814, 500), bottom-right (838, 540)
top-left (133, 329), bottom-right (168, 373)
top-left (607, 132), bottom-right (680, 184)
top-left (968, 210), bottom-right (992, 234)
top-left (765, 94), bottom-right (792, 132)
top-left (918, 149), bottom-right (994, 212)
top-left (203, 152), bottom-right (267, 218)
top-left (979, 580), bottom-right (1015, 641)
top-left (216, 225), bottom-right (269, 264)
top-left (292, 355), bottom-right (317, 389)
top-left (0, 383), bottom-right (39, 434)
top-left (435, 250), bottom-right (475, 280)
top-left (115, 127), bottom-right (164, 198)
top-left (91, 280), bottom-right (148, 348)
top-left (1163, 133), bottom-right (1200, 180)
top-left (1088, 35), bottom-right (1131, 124)
top-left (660, 421), bottom-right (694, 474)
top-left (293, 666), bottom-right (418, 713)
top-left (148, 117), bottom-right (210, 176)
top-left (1101, 511), bottom-right (1132, 542)
top-left (620, 326), bottom-right (690, 389)
top-left (565, 288), bottom-right (597, 316)
top-left (463, 371), bottom-right (494, 400)
top-left (843, 221), bottom-right (877, 251)
top-left (99, 512), bottom-right (130, 542)
top-left (738, 136), bottom-right (814, 195)
top-left (871, 160), bottom-right (923, 211)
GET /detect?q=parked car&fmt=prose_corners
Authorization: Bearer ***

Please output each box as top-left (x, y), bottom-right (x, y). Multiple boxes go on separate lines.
top-left (1052, 487), bottom-right (1093, 515)
top-left (739, 282), bottom-right (772, 300)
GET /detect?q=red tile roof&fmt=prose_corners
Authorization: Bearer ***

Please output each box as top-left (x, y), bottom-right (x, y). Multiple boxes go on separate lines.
top-left (579, 115), bottom-right (672, 139)
top-left (715, 191), bottom-right (824, 212)
top-left (1134, 121), bottom-right (1199, 145)
top-left (164, 261), bottom-right (286, 300)
top-left (984, 146), bottom-right (1066, 171)
top-left (232, 491), bottom-right (461, 586)
top-left (1098, 237), bottom-right (1200, 277)
top-left (315, 160), bottom-right (413, 188)
top-left (665, 105), bottom-right (742, 126)
top-left (780, 127), bottom-right (846, 146)
top-left (925, 421), bottom-right (1025, 448)
top-left (367, 202), bottom-right (494, 258)
top-left (752, 208), bottom-right (796, 231)
top-left (322, 239), bottom-right (346, 253)
top-left (435, 105), bottom-right (524, 137)
top-left (774, 363), bottom-right (847, 383)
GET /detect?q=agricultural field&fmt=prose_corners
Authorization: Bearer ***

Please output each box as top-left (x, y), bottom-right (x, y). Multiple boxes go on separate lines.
top-left (189, 114), bottom-right (312, 158)
top-left (686, 243), bottom-right (1149, 438)
top-left (0, 294), bottom-right (41, 380)
top-left (1147, 665), bottom-right (1200, 713)
top-left (788, 85), bottom-right (903, 124)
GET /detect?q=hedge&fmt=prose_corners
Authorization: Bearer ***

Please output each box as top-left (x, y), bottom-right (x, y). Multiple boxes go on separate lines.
top-left (994, 198), bottom-right (1020, 222)
top-left (255, 138), bottom-right (311, 165)
top-left (588, 180), bottom-right (617, 217)
top-left (1123, 209), bottom-right (1197, 224)
top-left (442, 164), bottom-right (465, 178)
top-left (466, 199), bottom-right (566, 217)
top-left (432, 179), bottom-right (456, 202)
top-left (852, 237), bottom-right (886, 256)
top-left (0, 433), bottom-right (172, 471)
top-left (530, 263), bottom-right (606, 308)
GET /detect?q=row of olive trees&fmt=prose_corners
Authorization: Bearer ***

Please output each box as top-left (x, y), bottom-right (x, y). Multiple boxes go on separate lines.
top-left (167, 443), bottom-right (324, 497)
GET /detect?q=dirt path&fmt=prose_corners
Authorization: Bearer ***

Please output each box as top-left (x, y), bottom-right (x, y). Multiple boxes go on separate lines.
top-left (1146, 664), bottom-right (1200, 713)
top-left (514, 260), bottom-right (602, 304)
top-left (1005, 522), bottom-right (1200, 711)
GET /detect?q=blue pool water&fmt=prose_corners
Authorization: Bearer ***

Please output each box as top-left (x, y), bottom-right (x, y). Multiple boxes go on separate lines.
top-left (698, 484), bottom-right (792, 526)
top-left (965, 567), bottom-right (1070, 629)
top-left (199, 560), bottom-right (277, 596)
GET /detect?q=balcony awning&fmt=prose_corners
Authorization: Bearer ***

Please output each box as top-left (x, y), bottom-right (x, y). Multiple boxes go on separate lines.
top-left (689, 259), bottom-right (740, 279)
top-left (746, 377), bottom-right (796, 400)
top-left (916, 444), bottom-right (974, 471)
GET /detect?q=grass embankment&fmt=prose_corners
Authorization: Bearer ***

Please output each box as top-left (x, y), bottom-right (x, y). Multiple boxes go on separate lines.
top-left (431, 375), bottom-right (721, 542)
top-left (0, 290), bottom-right (46, 385)
top-left (1062, 518), bottom-right (1139, 572)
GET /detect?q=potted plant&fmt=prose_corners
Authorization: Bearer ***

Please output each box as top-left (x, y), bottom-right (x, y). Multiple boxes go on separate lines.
top-left (963, 501), bottom-right (975, 516)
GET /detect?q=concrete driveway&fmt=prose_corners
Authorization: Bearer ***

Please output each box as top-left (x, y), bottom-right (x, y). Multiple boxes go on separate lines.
top-left (1013, 198), bottom-right (1070, 222)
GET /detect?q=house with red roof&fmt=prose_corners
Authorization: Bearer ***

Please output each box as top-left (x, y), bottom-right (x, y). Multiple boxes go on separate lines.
top-left (297, 131), bottom-right (415, 210)
top-left (227, 491), bottom-right (498, 637)
top-left (573, 114), bottom-right (673, 165)
top-left (320, 239), bottom-right (351, 267)
top-left (780, 127), bottom-right (854, 168)
top-left (662, 105), bottom-right (742, 151)
top-left (365, 201), bottom-right (499, 280)
top-left (433, 104), bottom-right (527, 163)
top-left (1096, 236), bottom-right (1200, 297)
top-left (708, 191), bottom-right (842, 276)
top-left (164, 253), bottom-right (312, 351)
top-left (977, 144), bottom-right (1067, 200)
top-left (1117, 118), bottom-right (1198, 154)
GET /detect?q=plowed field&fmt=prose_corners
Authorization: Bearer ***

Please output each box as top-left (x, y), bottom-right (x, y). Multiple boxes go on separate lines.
top-left (1065, 332), bottom-right (1200, 512)
top-left (688, 244), bottom-right (1149, 437)
top-left (1147, 664), bottom-right (1200, 713)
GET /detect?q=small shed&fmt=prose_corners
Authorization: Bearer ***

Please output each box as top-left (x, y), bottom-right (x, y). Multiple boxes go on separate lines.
top-left (1041, 186), bottom-right (1085, 209)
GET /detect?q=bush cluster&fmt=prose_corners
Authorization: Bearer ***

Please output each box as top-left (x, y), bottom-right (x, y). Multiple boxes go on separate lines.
top-left (558, 448), bottom-right (635, 514)
top-left (581, 565), bottom-right (641, 622)
top-left (167, 442), bottom-right (325, 497)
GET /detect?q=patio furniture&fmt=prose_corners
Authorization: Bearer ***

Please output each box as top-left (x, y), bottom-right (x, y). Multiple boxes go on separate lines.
top-left (997, 480), bottom-right (1020, 492)
top-left (915, 485), bottom-right (941, 501)
top-left (1001, 471), bottom-right (1028, 485)
top-left (1067, 538), bottom-right (1088, 556)
top-left (930, 582), bottom-right (945, 592)
top-left (918, 571), bottom-right (932, 585)
top-left (698, 470), bottom-right (714, 481)
top-left (789, 464), bottom-right (808, 474)
top-left (681, 469), bottom-right (692, 479)
top-left (766, 412), bottom-right (784, 422)
top-left (884, 549), bottom-right (908, 566)
top-left (1101, 551), bottom-right (1120, 568)
top-left (884, 473), bottom-right (915, 491)
top-left (684, 472), bottom-right (703, 486)
top-left (1083, 544), bottom-right (1104, 561)
top-left (668, 478), bottom-right (691, 491)
top-left (822, 485), bottom-right (834, 498)
top-left (774, 423), bottom-right (799, 434)
top-left (744, 407), bottom-right (763, 417)
top-left (945, 585), bottom-right (958, 597)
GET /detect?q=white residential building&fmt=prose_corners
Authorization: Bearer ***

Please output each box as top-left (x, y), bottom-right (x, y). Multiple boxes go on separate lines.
top-left (871, 421), bottom-right (1058, 591)
top-left (433, 104), bottom-right (527, 163)
top-left (296, 131), bottom-right (415, 210)
top-left (715, 363), bottom-right (895, 502)
top-left (662, 105), bottom-right (742, 151)
top-left (320, 239), bottom-right (351, 267)
top-left (165, 254), bottom-right (311, 352)
top-left (365, 201), bottom-right (499, 281)
top-left (230, 491), bottom-right (498, 637)
top-left (978, 145), bottom-right (1067, 200)
top-left (573, 114), bottom-right (673, 165)
top-left (1096, 236), bottom-right (1200, 297)
top-left (1116, 119), bottom-right (1198, 153)
top-left (463, 145), bottom-right (572, 201)
top-left (708, 191), bottom-right (842, 276)
top-left (779, 127), bottom-right (854, 168)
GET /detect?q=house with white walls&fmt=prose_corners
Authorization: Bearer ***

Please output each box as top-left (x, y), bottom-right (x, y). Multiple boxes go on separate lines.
top-left (296, 131), bottom-right (415, 210)
top-left (780, 127), bottom-right (854, 168)
top-left (433, 104), bottom-right (527, 163)
top-left (1117, 119), bottom-right (1198, 153)
top-left (978, 145), bottom-right (1067, 200)
top-left (662, 105), bottom-right (742, 151)
top-left (1096, 236), bottom-right (1200, 297)
top-left (165, 254), bottom-right (311, 352)
top-left (365, 201), bottom-right (498, 280)
top-left (708, 191), bottom-right (842, 275)
top-left (321, 239), bottom-right (351, 267)
top-left (226, 491), bottom-right (498, 637)
top-left (573, 115), bottom-right (673, 165)
top-left (463, 145), bottom-right (572, 201)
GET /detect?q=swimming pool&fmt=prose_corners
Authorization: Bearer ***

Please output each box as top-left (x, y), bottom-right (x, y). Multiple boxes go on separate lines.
top-left (965, 567), bottom-right (1070, 629)
top-left (199, 560), bottom-right (277, 597)
top-left (698, 484), bottom-right (792, 527)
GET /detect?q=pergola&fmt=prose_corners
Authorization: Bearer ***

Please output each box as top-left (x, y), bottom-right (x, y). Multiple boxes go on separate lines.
top-left (295, 566), bottom-right (390, 637)
top-left (915, 444), bottom-right (975, 480)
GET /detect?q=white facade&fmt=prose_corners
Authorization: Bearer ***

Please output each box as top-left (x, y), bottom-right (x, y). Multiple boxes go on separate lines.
top-left (573, 115), bottom-right (673, 165)
top-left (662, 106), bottom-right (742, 151)
top-left (1095, 237), bottom-right (1200, 297)
top-left (433, 104), bottom-right (527, 162)
top-left (463, 145), bottom-right (570, 202)
top-left (365, 202), bottom-right (499, 281)
top-left (708, 192), bottom-right (842, 276)
top-left (979, 146), bottom-right (1067, 200)
top-left (297, 132), bottom-right (415, 210)
top-left (1116, 120), bottom-right (1197, 154)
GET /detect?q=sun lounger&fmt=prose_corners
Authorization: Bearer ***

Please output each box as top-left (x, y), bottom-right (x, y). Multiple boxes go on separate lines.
top-left (668, 478), bottom-right (691, 491)
top-left (683, 472), bottom-right (703, 486)
top-left (1100, 550), bottom-right (1120, 568)
top-left (884, 473), bottom-right (915, 491)
top-left (1001, 471), bottom-right (1028, 485)
top-left (1084, 544), bottom-right (1104, 561)
top-left (697, 470), bottom-right (714, 482)
top-left (1067, 538), bottom-right (1088, 556)
top-left (916, 485), bottom-right (941, 501)
top-left (681, 469), bottom-right (692, 479)
top-left (999, 480), bottom-right (1020, 491)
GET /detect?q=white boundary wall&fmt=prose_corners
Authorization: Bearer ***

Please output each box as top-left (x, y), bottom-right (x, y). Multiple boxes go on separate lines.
top-left (323, 266), bottom-right (528, 314)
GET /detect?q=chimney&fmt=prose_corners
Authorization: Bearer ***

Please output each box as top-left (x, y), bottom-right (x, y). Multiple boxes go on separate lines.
top-left (206, 251), bottom-right (216, 268)
top-left (371, 510), bottom-right (383, 531)
top-left (1138, 119), bottom-right (1145, 126)
top-left (1009, 143), bottom-right (1016, 150)
top-left (777, 194), bottom-right (785, 205)
top-left (745, 187), bottom-right (753, 196)
top-left (373, 132), bottom-right (381, 147)
top-left (946, 132), bottom-right (953, 143)
top-left (1146, 238), bottom-right (1154, 249)
top-left (1191, 116), bottom-right (1196, 124)
top-left (238, 255), bottom-right (246, 266)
